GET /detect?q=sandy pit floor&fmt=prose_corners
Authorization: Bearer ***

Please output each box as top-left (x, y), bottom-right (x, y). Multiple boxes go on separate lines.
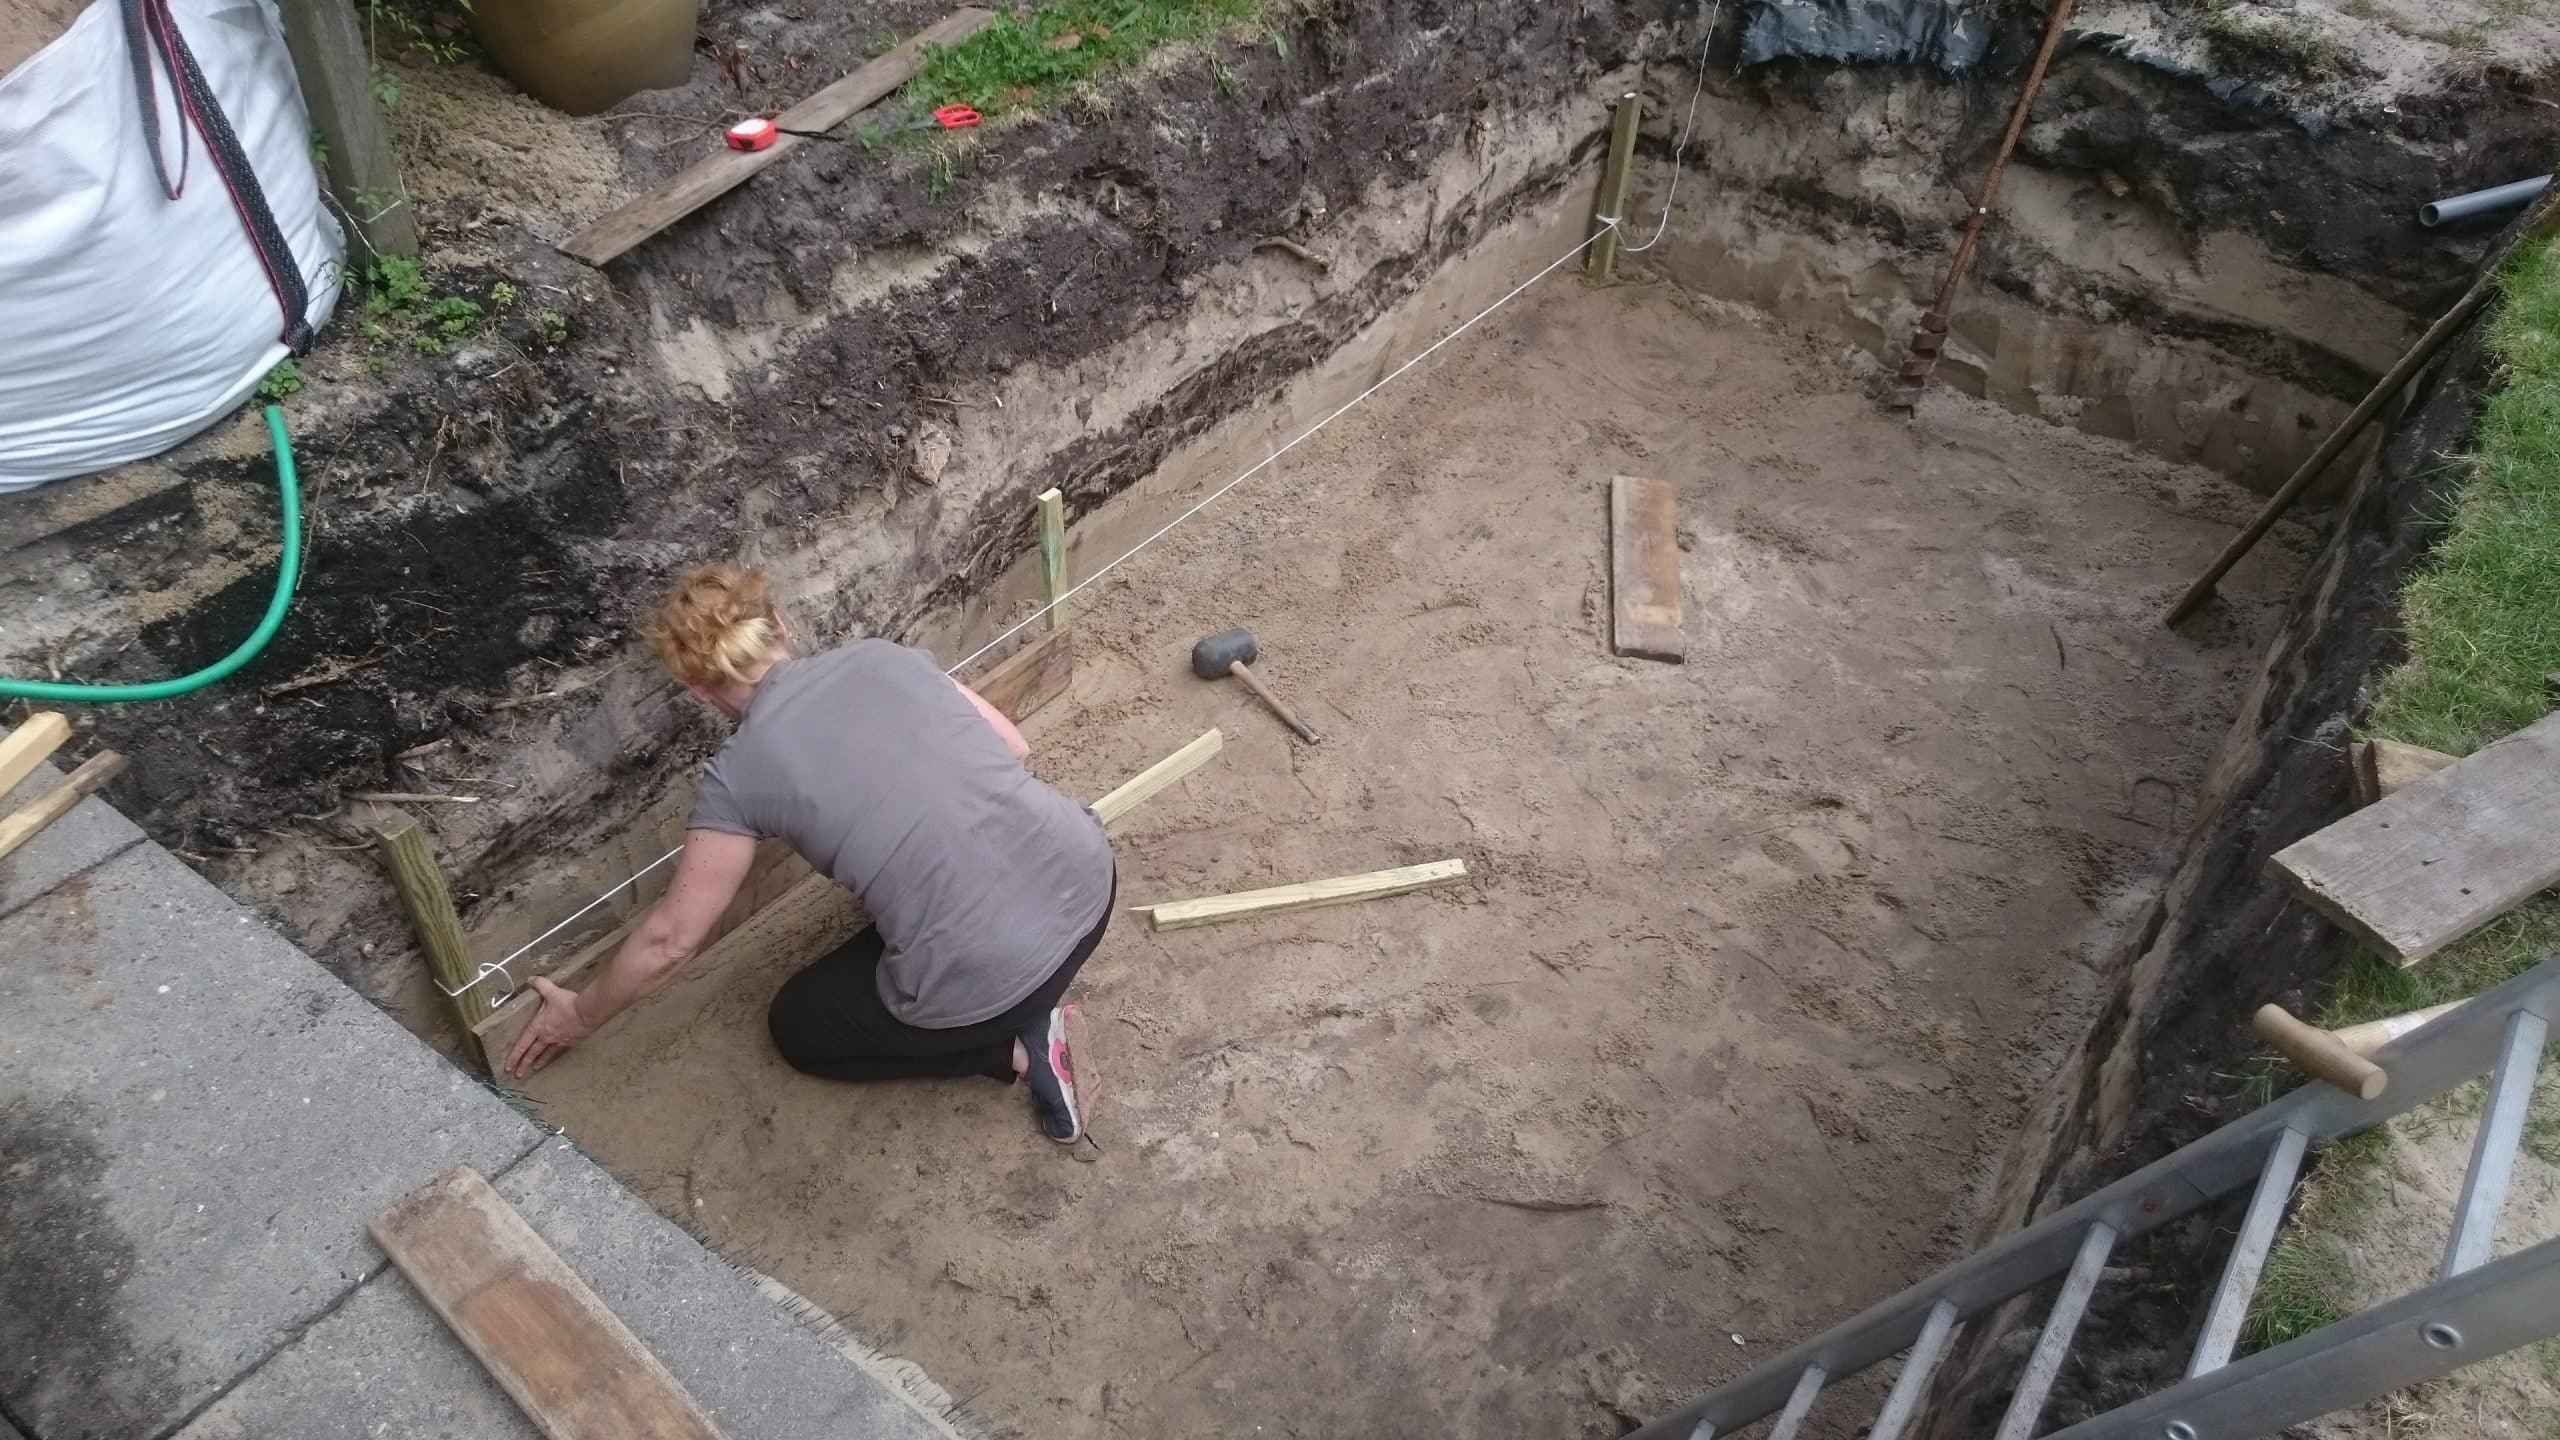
top-left (516, 275), bottom-right (2305, 1438)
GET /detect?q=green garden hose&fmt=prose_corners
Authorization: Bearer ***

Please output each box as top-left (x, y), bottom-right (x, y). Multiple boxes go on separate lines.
top-left (0, 405), bottom-right (302, 703)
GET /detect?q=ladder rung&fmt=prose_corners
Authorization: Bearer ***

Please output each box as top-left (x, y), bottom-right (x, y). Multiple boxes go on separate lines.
top-left (1993, 1222), bottom-right (2116, 1440)
top-left (2444, 1009), bottom-right (2549, 1278)
top-left (1764, 1365), bottom-right (1826, 1440)
top-left (1869, 1298), bottom-right (1960, 1440)
top-left (2189, 1126), bottom-right (2311, 1376)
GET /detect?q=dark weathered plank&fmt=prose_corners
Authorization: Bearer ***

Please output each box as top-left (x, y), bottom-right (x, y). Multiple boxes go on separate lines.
top-left (2273, 710), bottom-right (2560, 966)
top-left (968, 627), bottom-right (1074, 724)
top-left (1608, 474), bottom-right (1683, 662)
top-left (370, 1167), bottom-right (726, 1440)
top-left (558, 8), bottom-right (995, 265)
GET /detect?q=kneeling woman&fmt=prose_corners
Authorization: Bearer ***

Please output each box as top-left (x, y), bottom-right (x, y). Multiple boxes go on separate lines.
top-left (506, 563), bottom-right (1114, 1143)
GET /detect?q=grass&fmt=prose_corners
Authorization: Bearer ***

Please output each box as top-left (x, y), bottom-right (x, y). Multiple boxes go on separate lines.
top-left (2363, 239), bottom-right (2560, 757)
top-left (2244, 236), bottom-right (2560, 1371)
top-left (905, 0), bottom-right (1264, 116)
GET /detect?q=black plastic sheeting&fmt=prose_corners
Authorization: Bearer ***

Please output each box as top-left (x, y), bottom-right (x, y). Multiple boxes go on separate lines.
top-left (1735, 0), bottom-right (2333, 136)
top-left (1739, 0), bottom-right (1995, 70)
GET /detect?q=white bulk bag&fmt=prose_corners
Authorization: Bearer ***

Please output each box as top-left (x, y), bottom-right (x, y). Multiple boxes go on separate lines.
top-left (0, 0), bottom-right (342, 491)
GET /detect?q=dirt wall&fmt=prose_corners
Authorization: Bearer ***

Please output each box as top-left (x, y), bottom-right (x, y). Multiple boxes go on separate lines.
top-left (1913, 271), bottom-right (2497, 1436)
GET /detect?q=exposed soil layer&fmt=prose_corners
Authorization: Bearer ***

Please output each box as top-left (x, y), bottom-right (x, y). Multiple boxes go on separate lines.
top-left (10, 0), bottom-right (2552, 1027)
top-left (514, 271), bottom-right (2304, 1439)
top-left (1919, 271), bottom-right (2502, 1436)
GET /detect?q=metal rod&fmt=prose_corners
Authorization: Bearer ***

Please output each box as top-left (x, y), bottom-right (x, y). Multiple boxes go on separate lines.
top-left (2189, 1126), bottom-right (2310, 1376)
top-left (2164, 188), bottom-right (2560, 624)
top-left (2419, 174), bottom-right (2550, 227)
top-left (1764, 1367), bottom-right (1825, 1440)
top-left (1994, 1222), bottom-right (2116, 1440)
top-left (2044, 1233), bottom-right (2560, 1440)
top-left (1870, 1299), bottom-right (1960, 1440)
top-left (2444, 1008), bottom-right (2550, 1278)
top-left (1587, 89), bottom-right (1643, 281)
top-left (1889, 0), bottom-right (2077, 401)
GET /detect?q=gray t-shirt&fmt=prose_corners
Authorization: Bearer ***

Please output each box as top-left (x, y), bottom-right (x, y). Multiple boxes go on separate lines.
top-left (687, 640), bottom-right (1113, 1028)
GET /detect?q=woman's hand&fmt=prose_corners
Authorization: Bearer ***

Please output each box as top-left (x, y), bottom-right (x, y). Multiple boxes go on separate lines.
top-left (504, 976), bottom-right (593, 1078)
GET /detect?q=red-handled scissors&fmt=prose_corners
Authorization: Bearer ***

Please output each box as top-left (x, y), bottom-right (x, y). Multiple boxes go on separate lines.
top-left (897, 105), bottom-right (981, 134)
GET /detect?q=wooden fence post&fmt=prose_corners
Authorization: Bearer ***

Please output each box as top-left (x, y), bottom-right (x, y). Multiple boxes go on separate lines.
top-left (273, 0), bottom-right (420, 259)
top-left (1037, 487), bottom-right (1068, 632)
top-left (1587, 89), bottom-right (1642, 282)
top-left (371, 808), bottom-right (496, 1032)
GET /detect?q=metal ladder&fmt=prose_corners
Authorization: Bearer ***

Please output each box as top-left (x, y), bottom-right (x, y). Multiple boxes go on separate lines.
top-left (1627, 951), bottom-right (2560, 1440)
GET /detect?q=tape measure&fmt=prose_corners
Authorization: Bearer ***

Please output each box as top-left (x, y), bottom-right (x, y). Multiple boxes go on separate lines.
top-left (725, 117), bottom-right (778, 152)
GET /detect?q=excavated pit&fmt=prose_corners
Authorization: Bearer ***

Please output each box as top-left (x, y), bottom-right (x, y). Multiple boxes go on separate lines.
top-left (6, 2), bottom-right (2552, 1433)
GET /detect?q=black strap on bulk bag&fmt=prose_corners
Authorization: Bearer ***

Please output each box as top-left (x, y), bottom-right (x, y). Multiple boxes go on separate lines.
top-left (123, 0), bottom-right (315, 352)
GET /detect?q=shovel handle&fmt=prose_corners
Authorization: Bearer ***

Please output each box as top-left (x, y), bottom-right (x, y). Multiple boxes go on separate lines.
top-left (1228, 661), bottom-right (1318, 744)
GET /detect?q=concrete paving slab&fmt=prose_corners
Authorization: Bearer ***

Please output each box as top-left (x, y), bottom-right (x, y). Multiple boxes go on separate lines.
top-left (174, 1139), bottom-right (963, 1440)
top-left (0, 843), bottom-right (543, 1440)
top-left (171, 1262), bottom-right (535, 1440)
top-left (494, 1139), bottom-right (962, 1440)
top-left (0, 758), bottom-right (144, 922)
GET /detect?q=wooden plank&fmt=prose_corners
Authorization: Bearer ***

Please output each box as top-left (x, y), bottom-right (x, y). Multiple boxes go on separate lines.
top-left (557, 7), bottom-right (997, 265)
top-left (968, 628), bottom-right (1073, 724)
top-left (0, 713), bottom-right (71, 799)
top-left (1091, 729), bottom-right (1221, 829)
top-left (1137, 858), bottom-right (1469, 933)
top-left (369, 1166), bottom-right (726, 1440)
top-left (1608, 475), bottom-right (1683, 663)
top-left (273, 0), bottom-right (419, 256)
top-left (0, 750), bottom-right (124, 865)
top-left (474, 839), bottom-right (805, 1050)
top-left (2350, 739), bottom-right (2458, 807)
top-left (2271, 710), bottom-right (2560, 966)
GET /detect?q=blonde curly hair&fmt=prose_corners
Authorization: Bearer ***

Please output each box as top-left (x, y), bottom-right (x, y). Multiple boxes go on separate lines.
top-left (649, 563), bottom-right (785, 688)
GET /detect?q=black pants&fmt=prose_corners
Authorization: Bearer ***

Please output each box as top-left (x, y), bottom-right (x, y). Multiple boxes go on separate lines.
top-left (766, 875), bottom-right (1115, 1083)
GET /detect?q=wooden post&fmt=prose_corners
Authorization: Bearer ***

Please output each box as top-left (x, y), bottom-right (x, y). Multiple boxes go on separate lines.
top-left (1037, 487), bottom-right (1068, 632)
top-left (273, 0), bottom-right (420, 259)
top-left (1586, 89), bottom-right (1642, 282)
top-left (371, 808), bottom-right (496, 1030)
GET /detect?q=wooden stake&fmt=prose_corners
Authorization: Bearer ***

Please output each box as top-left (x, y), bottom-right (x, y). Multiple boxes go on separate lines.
top-left (1137, 858), bottom-right (1469, 933)
top-left (370, 1166), bottom-right (727, 1440)
top-left (0, 712), bottom-right (71, 799)
top-left (2349, 739), bottom-right (2457, 808)
top-left (0, 750), bottom-right (125, 865)
top-left (272, 0), bottom-right (419, 257)
top-left (1037, 487), bottom-right (1068, 632)
top-left (1091, 730), bottom-right (1222, 829)
top-left (2254, 1003), bottom-right (2387, 1100)
top-left (1586, 89), bottom-right (1642, 282)
top-left (371, 809), bottom-right (498, 1030)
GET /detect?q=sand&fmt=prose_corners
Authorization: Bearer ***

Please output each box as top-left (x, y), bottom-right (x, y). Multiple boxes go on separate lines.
top-left (514, 275), bottom-right (2305, 1438)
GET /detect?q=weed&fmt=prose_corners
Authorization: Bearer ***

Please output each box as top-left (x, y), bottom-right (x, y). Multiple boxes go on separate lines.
top-left (489, 280), bottom-right (518, 309)
top-left (308, 130), bottom-right (331, 170)
top-left (1209, 53), bottom-right (1241, 95)
top-left (363, 353), bottom-right (392, 378)
top-left (927, 149), bottom-right (960, 201)
top-left (255, 360), bottom-right (303, 404)
top-left (426, 295), bottom-right (483, 338)
top-left (907, 0), bottom-right (1263, 117)
top-left (362, 255), bottom-right (430, 319)
top-left (536, 309), bottom-right (570, 346)
top-left (363, 0), bottom-right (471, 110)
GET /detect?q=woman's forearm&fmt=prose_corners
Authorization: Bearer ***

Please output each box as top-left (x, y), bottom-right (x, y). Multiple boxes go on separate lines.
top-left (573, 916), bottom-right (692, 1031)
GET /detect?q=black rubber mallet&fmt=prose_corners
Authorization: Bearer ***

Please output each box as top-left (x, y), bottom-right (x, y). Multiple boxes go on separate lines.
top-left (1190, 628), bottom-right (1318, 744)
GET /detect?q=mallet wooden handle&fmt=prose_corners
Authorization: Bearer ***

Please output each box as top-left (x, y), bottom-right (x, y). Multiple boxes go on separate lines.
top-left (2255, 1003), bottom-right (2387, 1100)
top-left (2331, 1000), bottom-right (2463, 1058)
top-left (1227, 661), bottom-right (1318, 744)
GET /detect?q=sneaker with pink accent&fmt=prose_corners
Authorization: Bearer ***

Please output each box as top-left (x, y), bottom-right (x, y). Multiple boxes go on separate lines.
top-left (1018, 1004), bottom-right (1083, 1143)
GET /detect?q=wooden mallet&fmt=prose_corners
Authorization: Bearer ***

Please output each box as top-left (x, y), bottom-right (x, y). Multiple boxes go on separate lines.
top-left (2255, 1003), bottom-right (2387, 1101)
top-left (1190, 628), bottom-right (1318, 744)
